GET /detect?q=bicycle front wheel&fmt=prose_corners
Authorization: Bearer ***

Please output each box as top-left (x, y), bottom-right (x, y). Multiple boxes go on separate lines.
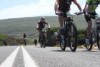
top-left (68, 23), bottom-right (77, 52)
top-left (24, 39), bottom-right (27, 46)
top-left (39, 36), bottom-right (44, 48)
top-left (59, 35), bottom-right (66, 51)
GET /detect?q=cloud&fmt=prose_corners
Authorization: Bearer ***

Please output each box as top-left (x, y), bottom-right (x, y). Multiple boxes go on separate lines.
top-left (0, 0), bottom-right (100, 19)
top-left (96, 5), bottom-right (100, 16)
top-left (0, 0), bottom-right (55, 19)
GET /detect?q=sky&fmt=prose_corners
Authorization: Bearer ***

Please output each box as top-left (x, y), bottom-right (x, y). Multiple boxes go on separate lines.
top-left (0, 0), bottom-right (100, 19)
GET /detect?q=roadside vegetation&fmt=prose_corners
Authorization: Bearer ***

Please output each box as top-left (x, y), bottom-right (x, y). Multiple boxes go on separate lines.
top-left (0, 34), bottom-right (27, 46)
top-left (0, 16), bottom-right (87, 46)
top-left (46, 27), bottom-right (86, 46)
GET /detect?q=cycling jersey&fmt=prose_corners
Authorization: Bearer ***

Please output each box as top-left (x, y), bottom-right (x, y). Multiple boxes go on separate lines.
top-left (58, 0), bottom-right (74, 11)
top-left (38, 21), bottom-right (47, 30)
top-left (23, 33), bottom-right (27, 39)
top-left (87, 0), bottom-right (100, 13)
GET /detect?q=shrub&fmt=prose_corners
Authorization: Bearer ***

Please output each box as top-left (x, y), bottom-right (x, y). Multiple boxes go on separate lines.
top-left (77, 29), bottom-right (85, 34)
top-left (0, 34), bottom-right (8, 46)
top-left (47, 27), bottom-right (86, 46)
top-left (77, 30), bottom-right (85, 45)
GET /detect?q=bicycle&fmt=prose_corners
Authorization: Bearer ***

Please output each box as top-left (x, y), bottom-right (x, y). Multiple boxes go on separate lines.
top-left (23, 38), bottom-right (27, 46)
top-left (83, 12), bottom-right (100, 51)
top-left (96, 17), bottom-right (100, 50)
top-left (34, 39), bottom-right (37, 46)
top-left (57, 11), bottom-right (78, 52)
top-left (39, 28), bottom-right (48, 48)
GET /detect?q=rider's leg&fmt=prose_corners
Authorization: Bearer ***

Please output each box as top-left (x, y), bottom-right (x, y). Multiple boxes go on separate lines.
top-left (58, 15), bottom-right (64, 28)
top-left (86, 20), bottom-right (92, 38)
top-left (44, 32), bottom-right (47, 43)
top-left (54, 2), bottom-right (58, 12)
top-left (84, 14), bottom-right (92, 44)
top-left (38, 30), bottom-right (42, 42)
top-left (58, 15), bottom-right (64, 34)
top-left (85, 12), bottom-right (96, 38)
top-left (54, 1), bottom-right (62, 14)
top-left (84, 14), bottom-right (92, 38)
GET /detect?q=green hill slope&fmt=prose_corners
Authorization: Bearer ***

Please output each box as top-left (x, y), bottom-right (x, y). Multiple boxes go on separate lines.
top-left (0, 16), bottom-right (87, 38)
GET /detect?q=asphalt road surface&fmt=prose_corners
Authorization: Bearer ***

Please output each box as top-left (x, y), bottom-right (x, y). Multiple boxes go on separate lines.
top-left (0, 45), bottom-right (100, 67)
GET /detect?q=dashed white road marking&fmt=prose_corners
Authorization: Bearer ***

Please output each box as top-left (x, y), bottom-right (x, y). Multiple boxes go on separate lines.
top-left (0, 46), bottom-right (20, 67)
top-left (21, 46), bottom-right (38, 67)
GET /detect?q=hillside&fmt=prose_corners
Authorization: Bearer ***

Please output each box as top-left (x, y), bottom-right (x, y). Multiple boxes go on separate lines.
top-left (0, 16), bottom-right (87, 38)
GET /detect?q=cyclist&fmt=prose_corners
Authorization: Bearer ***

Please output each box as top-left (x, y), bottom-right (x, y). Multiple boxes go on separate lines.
top-left (83, 0), bottom-right (100, 44)
top-left (37, 17), bottom-right (50, 43)
top-left (23, 33), bottom-right (27, 39)
top-left (23, 33), bottom-right (27, 45)
top-left (34, 39), bottom-right (37, 46)
top-left (54, 0), bottom-right (82, 29)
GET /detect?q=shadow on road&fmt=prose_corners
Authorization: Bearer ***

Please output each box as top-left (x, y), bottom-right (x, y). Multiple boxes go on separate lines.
top-left (51, 50), bottom-right (73, 52)
top-left (84, 50), bottom-right (100, 52)
top-left (51, 49), bottom-right (100, 53)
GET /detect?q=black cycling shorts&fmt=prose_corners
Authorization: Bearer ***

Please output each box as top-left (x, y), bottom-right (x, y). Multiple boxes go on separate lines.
top-left (84, 12), bottom-right (97, 22)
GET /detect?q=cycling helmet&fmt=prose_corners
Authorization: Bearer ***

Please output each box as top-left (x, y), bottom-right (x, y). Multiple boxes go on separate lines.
top-left (41, 17), bottom-right (45, 20)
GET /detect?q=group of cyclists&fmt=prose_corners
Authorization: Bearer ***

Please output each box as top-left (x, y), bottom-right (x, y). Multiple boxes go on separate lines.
top-left (36, 0), bottom-right (100, 49)
top-left (23, 33), bottom-right (38, 46)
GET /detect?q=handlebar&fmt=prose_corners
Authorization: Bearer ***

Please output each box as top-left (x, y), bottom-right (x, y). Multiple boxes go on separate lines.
top-left (74, 11), bottom-right (83, 15)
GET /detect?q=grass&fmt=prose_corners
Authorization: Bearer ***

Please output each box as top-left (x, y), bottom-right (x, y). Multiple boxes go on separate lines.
top-left (0, 34), bottom-right (8, 40)
top-left (0, 34), bottom-right (8, 46)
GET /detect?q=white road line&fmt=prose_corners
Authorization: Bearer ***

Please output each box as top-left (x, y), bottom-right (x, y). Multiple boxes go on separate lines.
top-left (21, 46), bottom-right (38, 67)
top-left (0, 46), bottom-right (20, 67)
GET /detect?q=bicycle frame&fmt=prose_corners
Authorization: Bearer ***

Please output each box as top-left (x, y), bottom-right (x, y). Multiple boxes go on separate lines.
top-left (95, 15), bottom-right (100, 32)
top-left (59, 11), bottom-right (78, 51)
top-left (62, 12), bottom-right (76, 39)
top-left (39, 28), bottom-right (48, 48)
top-left (40, 28), bottom-right (47, 40)
top-left (23, 38), bottom-right (27, 46)
top-left (63, 12), bottom-right (74, 27)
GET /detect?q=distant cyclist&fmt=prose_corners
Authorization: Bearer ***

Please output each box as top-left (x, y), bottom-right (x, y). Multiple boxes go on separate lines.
top-left (83, 0), bottom-right (100, 44)
top-left (23, 33), bottom-right (27, 46)
top-left (34, 39), bottom-right (37, 46)
top-left (54, 0), bottom-right (82, 29)
top-left (37, 17), bottom-right (50, 43)
top-left (23, 33), bottom-right (27, 39)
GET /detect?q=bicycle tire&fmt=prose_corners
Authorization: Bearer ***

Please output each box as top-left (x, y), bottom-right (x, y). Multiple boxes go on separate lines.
top-left (97, 33), bottom-right (100, 50)
top-left (24, 39), bottom-right (27, 46)
top-left (39, 35), bottom-right (43, 48)
top-left (40, 34), bottom-right (46, 48)
top-left (59, 35), bottom-right (66, 51)
top-left (68, 23), bottom-right (77, 52)
top-left (43, 38), bottom-right (46, 48)
top-left (85, 31), bottom-right (93, 51)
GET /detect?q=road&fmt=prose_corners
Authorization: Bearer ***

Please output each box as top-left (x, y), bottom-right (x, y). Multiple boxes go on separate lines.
top-left (0, 45), bottom-right (100, 67)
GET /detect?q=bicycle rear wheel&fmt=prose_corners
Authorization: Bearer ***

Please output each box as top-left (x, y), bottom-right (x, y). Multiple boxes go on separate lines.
top-left (68, 23), bottom-right (77, 52)
top-left (97, 33), bottom-right (100, 50)
top-left (39, 35), bottom-right (43, 48)
top-left (40, 38), bottom-right (43, 48)
top-left (24, 39), bottom-right (27, 46)
top-left (85, 31), bottom-right (94, 51)
top-left (42, 38), bottom-right (46, 48)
